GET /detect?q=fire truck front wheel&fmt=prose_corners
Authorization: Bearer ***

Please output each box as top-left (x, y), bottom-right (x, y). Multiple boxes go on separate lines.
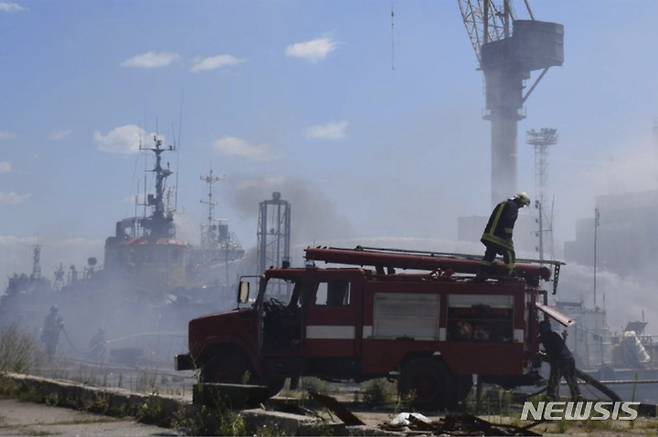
top-left (399, 357), bottom-right (457, 411)
top-left (200, 349), bottom-right (285, 397)
top-left (200, 349), bottom-right (254, 384)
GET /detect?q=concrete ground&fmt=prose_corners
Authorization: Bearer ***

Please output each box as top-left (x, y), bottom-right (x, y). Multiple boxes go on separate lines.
top-left (0, 399), bottom-right (176, 436)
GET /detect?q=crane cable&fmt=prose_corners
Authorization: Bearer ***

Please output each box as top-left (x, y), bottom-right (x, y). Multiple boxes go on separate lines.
top-left (391, 3), bottom-right (395, 71)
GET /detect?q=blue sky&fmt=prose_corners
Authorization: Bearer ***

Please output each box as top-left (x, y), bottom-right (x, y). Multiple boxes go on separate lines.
top-left (2, 0), bottom-right (658, 267)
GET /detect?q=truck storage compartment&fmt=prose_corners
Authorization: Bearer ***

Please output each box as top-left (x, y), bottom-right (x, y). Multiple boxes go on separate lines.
top-left (372, 292), bottom-right (440, 340)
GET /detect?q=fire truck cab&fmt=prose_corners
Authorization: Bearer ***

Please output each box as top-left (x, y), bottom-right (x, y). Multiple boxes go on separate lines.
top-left (176, 246), bottom-right (567, 410)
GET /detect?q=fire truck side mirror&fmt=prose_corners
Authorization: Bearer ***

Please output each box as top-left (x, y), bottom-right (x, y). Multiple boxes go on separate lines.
top-left (238, 281), bottom-right (250, 304)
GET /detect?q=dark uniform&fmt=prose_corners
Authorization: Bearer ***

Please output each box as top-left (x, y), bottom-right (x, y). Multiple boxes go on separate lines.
top-left (41, 307), bottom-right (63, 360)
top-left (481, 198), bottom-right (520, 274)
top-left (539, 321), bottom-right (580, 400)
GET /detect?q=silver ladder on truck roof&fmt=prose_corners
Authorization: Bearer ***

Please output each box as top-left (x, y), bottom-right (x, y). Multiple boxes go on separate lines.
top-left (350, 246), bottom-right (565, 295)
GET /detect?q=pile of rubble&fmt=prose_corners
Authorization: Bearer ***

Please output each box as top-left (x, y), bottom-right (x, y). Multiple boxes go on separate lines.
top-left (306, 389), bottom-right (542, 436)
top-left (380, 412), bottom-right (542, 436)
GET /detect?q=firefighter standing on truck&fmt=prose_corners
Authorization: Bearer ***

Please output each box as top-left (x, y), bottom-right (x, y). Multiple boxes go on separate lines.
top-left (480, 192), bottom-right (531, 275)
top-left (539, 320), bottom-right (581, 400)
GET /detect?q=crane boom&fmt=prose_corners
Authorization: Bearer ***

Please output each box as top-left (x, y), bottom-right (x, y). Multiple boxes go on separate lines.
top-left (457, 0), bottom-right (510, 62)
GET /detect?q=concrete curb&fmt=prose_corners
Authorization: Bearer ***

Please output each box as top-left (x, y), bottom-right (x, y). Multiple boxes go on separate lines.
top-left (0, 371), bottom-right (184, 428)
top-left (0, 372), bottom-right (395, 435)
top-left (0, 372), bottom-right (401, 435)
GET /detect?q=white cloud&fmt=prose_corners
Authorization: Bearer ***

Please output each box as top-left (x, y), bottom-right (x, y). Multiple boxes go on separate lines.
top-left (0, 192), bottom-right (30, 205)
top-left (120, 51), bottom-right (180, 69)
top-left (213, 136), bottom-right (273, 161)
top-left (305, 121), bottom-right (349, 140)
top-left (0, 131), bottom-right (15, 140)
top-left (286, 37), bottom-right (336, 62)
top-left (0, 161), bottom-right (11, 174)
top-left (190, 54), bottom-right (245, 73)
top-left (94, 124), bottom-right (157, 154)
top-left (0, 2), bottom-right (26, 13)
top-left (48, 129), bottom-right (72, 141)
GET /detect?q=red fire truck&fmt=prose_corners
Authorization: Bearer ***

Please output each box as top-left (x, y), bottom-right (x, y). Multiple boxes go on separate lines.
top-left (175, 246), bottom-right (570, 409)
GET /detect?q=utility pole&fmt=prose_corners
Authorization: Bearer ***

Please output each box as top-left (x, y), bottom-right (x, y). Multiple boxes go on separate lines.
top-left (535, 200), bottom-right (544, 263)
top-left (31, 245), bottom-right (42, 280)
top-left (225, 236), bottom-right (229, 287)
top-left (217, 221), bottom-right (231, 287)
top-left (200, 169), bottom-right (222, 250)
top-left (593, 207), bottom-right (600, 308)
top-left (257, 192), bottom-right (291, 296)
top-left (528, 128), bottom-right (557, 262)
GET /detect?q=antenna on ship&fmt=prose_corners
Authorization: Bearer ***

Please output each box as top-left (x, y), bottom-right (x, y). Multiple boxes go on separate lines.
top-left (142, 138), bottom-right (148, 219)
top-left (138, 135), bottom-right (176, 241)
top-left (175, 89), bottom-right (184, 213)
top-left (171, 121), bottom-right (181, 214)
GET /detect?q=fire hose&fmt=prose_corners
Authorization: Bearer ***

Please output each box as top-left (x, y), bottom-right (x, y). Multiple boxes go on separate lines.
top-left (60, 326), bottom-right (79, 354)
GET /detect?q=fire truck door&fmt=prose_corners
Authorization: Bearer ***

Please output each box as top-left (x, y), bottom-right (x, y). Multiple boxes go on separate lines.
top-left (304, 275), bottom-right (362, 361)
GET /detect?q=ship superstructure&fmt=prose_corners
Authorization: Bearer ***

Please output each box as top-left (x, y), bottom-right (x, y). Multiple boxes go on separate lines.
top-left (104, 136), bottom-right (188, 290)
top-left (0, 135), bottom-right (246, 365)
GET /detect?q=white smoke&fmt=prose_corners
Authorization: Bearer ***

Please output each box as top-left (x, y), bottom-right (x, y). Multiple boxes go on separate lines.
top-left (554, 138), bottom-right (658, 243)
top-left (558, 263), bottom-right (655, 332)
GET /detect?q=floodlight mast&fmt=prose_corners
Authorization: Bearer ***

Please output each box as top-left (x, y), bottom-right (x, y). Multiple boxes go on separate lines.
top-left (200, 169), bottom-right (223, 250)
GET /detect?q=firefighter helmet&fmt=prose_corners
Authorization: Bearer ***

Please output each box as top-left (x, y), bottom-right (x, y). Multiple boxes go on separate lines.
top-left (514, 192), bottom-right (531, 206)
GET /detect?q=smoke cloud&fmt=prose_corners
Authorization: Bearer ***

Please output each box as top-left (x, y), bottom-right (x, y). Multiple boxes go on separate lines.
top-left (227, 176), bottom-right (354, 244)
top-left (553, 137), bottom-right (658, 244)
top-left (559, 263), bottom-right (657, 331)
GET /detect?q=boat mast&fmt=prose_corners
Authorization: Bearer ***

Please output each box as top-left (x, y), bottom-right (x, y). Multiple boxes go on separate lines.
top-left (140, 136), bottom-right (176, 241)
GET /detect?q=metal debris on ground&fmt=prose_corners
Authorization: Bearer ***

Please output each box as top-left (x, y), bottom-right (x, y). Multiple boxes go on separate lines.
top-left (307, 390), bottom-right (365, 426)
top-left (380, 413), bottom-right (542, 436)
top-left (388, 412), bottom-right (433, 428)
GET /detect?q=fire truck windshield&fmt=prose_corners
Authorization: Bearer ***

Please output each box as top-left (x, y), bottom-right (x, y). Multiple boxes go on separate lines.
top-left (261, 277), bottom-right (296, 307)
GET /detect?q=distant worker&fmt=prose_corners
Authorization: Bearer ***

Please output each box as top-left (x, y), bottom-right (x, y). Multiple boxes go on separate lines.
top-left (480, 192), bottom-right (531, 275)
top-left (41, 306), bottom-right (64, 360)
top-left (539, 320), bottom-right (581, 400)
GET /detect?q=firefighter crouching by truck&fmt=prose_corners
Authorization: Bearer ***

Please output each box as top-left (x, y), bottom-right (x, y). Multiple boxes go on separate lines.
top-left (539, 320), bottom-right (581, 400)
top-left (480, 192), bottom-right (531, 275)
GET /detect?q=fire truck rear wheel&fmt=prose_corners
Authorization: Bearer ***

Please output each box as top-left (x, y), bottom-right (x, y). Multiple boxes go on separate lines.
top-left (398, 357), bottom-right (457, 411)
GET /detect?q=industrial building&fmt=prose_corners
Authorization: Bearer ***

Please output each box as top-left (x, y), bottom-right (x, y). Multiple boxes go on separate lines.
top-left (564, 190), bottom-right (658, 276)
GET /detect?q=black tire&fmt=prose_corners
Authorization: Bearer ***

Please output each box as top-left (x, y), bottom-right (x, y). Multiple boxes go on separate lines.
top-left (398, 357), bottom-right (458, 411)
top-left (200, 349), bottom-right (253, 384)
top-left (200, 349), bottom-right (284, 404)
top-left (266, 377), bottom-right (286, 397)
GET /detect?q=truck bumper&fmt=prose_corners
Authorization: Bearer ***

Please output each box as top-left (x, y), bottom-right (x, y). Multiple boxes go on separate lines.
top-left (175, 353), bottom-right (194, 371)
